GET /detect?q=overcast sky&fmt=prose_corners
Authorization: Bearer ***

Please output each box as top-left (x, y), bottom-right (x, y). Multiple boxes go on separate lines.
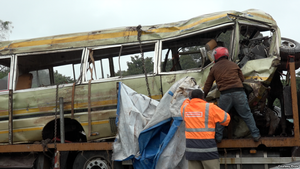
top-left (1, 0), bottom-right (299, 43)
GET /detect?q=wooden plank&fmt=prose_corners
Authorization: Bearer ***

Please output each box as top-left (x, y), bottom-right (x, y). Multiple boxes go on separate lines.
top-left (0, 142), bottom-right (113, 153)
top-left (54, 142), bottom-right (113, 151)
top-left (289, 57), bottom-right (300, 138)
top-left (218, 137), bottom-right (300, 148)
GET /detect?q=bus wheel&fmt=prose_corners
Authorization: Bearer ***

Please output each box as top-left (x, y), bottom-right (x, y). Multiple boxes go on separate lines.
top-left (73, 151), bottom-right (111, 169)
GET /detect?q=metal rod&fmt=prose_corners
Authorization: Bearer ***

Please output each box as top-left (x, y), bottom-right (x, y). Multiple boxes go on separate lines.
top-left (8, 89), bottom-right (13, 145)
top-left (72, 64), bottom-right (76, 82)
top-left (118, 45), bottom-right (123, 77)
top-left (100, 59), bottom-right (104, 79)
top-left (108, 57), bottom-right (115, 77)
top-left (59, 97), bottom-right (65, 143)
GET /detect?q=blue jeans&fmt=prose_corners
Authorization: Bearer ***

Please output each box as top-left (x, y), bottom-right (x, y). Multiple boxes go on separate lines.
top-left (216, 90), bottom-right (260, 141)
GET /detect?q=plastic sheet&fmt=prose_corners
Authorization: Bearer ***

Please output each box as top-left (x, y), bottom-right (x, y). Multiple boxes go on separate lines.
top-left (112, 77), bottom-right (199, 169)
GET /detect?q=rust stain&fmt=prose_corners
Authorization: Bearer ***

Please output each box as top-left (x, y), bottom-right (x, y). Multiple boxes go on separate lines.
top-left (230, 158), bottom-right (235, 164)
top-left (167, 75), bottom-right (176, 84)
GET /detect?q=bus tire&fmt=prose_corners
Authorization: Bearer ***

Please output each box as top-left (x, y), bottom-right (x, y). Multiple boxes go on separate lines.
top-left (73, 151), bottom-right (112, 169)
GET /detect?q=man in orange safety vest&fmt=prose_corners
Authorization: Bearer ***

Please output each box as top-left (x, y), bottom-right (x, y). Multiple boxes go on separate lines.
top-left (181, 89), bottom-right (230, 169)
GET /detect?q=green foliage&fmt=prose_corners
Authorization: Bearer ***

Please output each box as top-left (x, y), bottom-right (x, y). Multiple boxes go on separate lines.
top-left (273, 98), bottom-right (281, 107)
top-left (218, 30), bottom-right (233, 49)
top-left (180, 46), bottom-right (201, 70)
top-left (122, 55), bottom-right (153, 76)
top-left (161, 58), bottom-right (173, 72)
top-left (0, 20), bottom-right (13, 40)
top-left (54, 70), bottom-right (74, 84)
top-left (115, 70), bottom-right (128, 77)
top-left (180, 55), bottom-right (198, 69)
top-left (0, 67), bottom-right (9, 79)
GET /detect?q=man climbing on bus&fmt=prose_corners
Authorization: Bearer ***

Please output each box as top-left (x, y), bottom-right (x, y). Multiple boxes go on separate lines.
top-left (203, 47), bottom-right (261, 142)
top-left (181, 89), bottom-right (230, 169)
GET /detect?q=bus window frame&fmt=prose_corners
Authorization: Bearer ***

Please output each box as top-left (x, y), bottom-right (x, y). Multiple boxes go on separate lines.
top-left (84, 40), bottom-right (159, 82)
top-left (13, 48), bottom-right (85, 91)
top-left (157, 23), bottom-right (235, 74)
top-left (0, 55), bottom-right (14, 92)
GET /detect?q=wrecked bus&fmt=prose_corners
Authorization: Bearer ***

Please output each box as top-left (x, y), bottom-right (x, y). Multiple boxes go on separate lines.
top-left (0, 8), bottom-right (299, 168)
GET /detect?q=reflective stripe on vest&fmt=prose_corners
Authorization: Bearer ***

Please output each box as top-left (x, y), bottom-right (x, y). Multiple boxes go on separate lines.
top-left (182, 104), bottom-right (188, 118)
top-left (185, 103), bottom-right (215, 132)
top-left (186, 147), bottom-right (218, 153)
top-left (220, 111), bottom-right (228, 124)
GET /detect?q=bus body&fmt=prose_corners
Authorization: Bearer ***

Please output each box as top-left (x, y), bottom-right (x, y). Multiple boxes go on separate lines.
top-left (0, 9), bottom-right (299, 169)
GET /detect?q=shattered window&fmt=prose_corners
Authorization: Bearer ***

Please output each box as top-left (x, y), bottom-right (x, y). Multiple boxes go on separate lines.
top-left (217, 30), bottom-right (232, 51)
top-left (54, 64), bottom-right (79, 84)
top-left (238, 26), bottom-right (273, 67)
top-left (89, 43), bottom-right (155, 80)
top-left (0, 58), bottom-right (10, 91)
top-left (160, 27), bottom-right (234, 72)
top-left (161, 46), bottom-right (204, 72)
top-left (85, 59), bottom-right (109, 80)
top-left (30, 69), bottom-right (51, 88)
top-left (16, 49), bottom-right (83, 89)
top-left (113, 50), bottom-right (154, 77)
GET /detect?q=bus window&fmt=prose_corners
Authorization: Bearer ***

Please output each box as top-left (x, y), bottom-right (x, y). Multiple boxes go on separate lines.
top-left (53, 64), bottom-right (79, 84)
top-left (16, 49), bottom-right (83, 89)
top-left (238, 26), bottom-right (273, 67)
top-left (161, 44), bottom-right (206, 72)
top-left (30, 69), bottom-right (50, 88)
top-left (88, 42), bottom-right (155, 80)
top-left (114, 51), bottom-right (154, 77)
top-left (161, 27), bottom-right (234, 72)
top-left (0, 58), bottom-right (10, 91)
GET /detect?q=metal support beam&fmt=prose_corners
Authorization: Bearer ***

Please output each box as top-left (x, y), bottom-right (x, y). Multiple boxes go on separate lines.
top-left (0, 142), bottom-right (113, 153)
top-left (8, 90), bottom-right (13, 145)
top-left (59, 97), bottom-right (65, 143)
top-left (220, 157), bottom-right (300, 164)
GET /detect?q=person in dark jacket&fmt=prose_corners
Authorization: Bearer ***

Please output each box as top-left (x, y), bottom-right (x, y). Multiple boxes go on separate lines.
top-left (181, 89), bottom-right (230, 169)
top-left (203, 47), bottom-right (261, 142)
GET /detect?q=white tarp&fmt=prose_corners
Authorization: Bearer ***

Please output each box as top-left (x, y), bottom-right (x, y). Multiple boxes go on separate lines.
top-left (113, 76), bottom-right (199, 169)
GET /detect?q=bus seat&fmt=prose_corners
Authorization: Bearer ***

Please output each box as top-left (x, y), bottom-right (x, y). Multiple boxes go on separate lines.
top-left (16, 73), bottom-right (33, 90)
top-left (205, 39), bottom-right (217, 51)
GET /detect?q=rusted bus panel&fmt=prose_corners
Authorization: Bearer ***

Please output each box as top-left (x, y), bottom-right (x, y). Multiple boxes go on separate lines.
top-left (159, 66), bottom-right (213, 94)
top-left (0, 82), bottom-right (114, 117)
top-left (118, 75), bottom-right (163, 99)
top-left (242, 57), bottom-right (280, 84)
top-left (77, 110), bottom-right (117, 139)
top-left (0, 74), bottom-right (162, 143)
top-left (0, 76), bottom-right (161, 117)
top-left (0, 92), bottom-right (9, 114)
top-left (0, 109), bottom-right (117, 143)
top-left (0, 115), bottom-right (53, 143)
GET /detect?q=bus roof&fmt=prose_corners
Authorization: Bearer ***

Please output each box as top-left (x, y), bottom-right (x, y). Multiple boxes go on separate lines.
top-left (0, 9), bottom-right (277, 56)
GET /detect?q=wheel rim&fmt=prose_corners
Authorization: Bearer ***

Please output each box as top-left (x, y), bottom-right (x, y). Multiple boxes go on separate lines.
top-left (84, 157), bottom-right (110, 169)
